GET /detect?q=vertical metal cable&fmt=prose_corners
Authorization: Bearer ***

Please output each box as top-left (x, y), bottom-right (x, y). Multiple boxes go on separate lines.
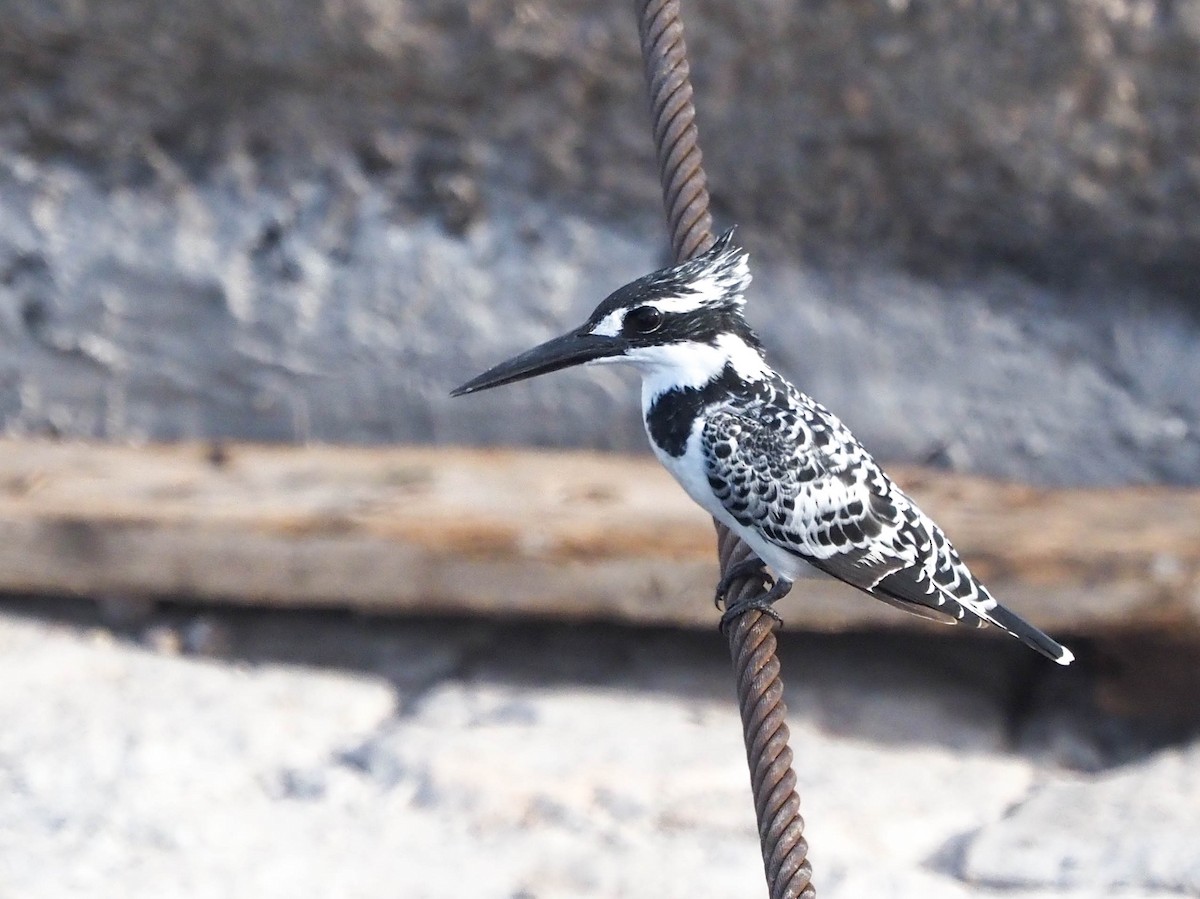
top-left (718, 526), bottom-right (815, 898)
top-left (633, 1), bottom-right (816, 895)
top-left (636, 0), bottom-right (715, 262)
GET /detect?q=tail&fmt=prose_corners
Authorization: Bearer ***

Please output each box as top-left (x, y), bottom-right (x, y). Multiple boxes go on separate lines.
top-left (864, 566), bottom-right (1076, 666)
top-left (983, 602), bottom-right (1074, 666)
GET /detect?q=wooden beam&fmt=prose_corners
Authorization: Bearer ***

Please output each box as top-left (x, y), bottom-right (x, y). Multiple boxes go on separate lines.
top-left (0, 439), bottom-right (1197, 634)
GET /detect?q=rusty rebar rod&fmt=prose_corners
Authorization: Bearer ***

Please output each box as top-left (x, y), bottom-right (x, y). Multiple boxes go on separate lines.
top-left (633, 1), bottom-right (815, 896)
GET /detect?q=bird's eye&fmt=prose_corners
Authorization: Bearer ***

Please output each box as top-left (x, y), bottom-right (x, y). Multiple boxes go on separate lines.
top-left (625, 306), bottom-right (664, 335)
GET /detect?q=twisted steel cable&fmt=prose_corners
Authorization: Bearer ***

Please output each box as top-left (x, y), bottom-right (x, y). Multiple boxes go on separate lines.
top-left (635, 0), bottom-right (714, 262)
top-left (633, 1), bottom-right (815, 895)
top-left (718, 525), bottom-right (815, 899)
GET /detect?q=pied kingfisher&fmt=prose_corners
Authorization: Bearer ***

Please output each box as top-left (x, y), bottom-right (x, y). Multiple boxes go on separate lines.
top-left (453, 230), bottom-right (1074, 665)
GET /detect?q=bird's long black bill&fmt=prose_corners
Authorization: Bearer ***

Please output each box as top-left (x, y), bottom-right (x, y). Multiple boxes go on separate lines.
top-left (451, 331), bottom-right (622, 397)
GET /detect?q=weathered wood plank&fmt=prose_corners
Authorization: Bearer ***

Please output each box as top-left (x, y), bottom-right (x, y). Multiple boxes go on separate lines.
top-left (0, 439), bottom-right (1197, 633)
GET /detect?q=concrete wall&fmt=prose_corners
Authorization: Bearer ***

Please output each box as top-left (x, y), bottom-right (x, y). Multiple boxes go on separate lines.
top-left (1, 0), bottom-right (1197, 485)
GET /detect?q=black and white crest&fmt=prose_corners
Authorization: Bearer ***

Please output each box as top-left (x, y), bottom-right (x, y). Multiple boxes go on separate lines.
top-left (653, 227), bottom-right (753, 311)
top-left (584, 229), bottom-right (752, 340)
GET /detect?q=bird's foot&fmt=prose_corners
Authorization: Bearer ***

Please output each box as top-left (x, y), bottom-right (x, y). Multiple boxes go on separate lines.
top-left (713, 556), bottom-right (771, 609)
top-left (718, 577), bottom-right (793, 635)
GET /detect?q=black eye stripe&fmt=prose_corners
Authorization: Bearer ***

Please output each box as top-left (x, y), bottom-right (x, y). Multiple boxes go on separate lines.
top-left (625, 305), bottom-right (664, 335)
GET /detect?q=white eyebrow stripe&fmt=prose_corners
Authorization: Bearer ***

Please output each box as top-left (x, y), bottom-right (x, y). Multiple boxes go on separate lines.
top-left (590, 309), bottom-right (625, 337)
top-left (644, 270), bottom-right (742, 315)
top-left (644, 295), bottom-right (704, 314)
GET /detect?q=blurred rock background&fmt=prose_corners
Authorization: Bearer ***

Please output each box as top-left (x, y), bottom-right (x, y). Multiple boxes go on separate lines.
top-left (3, 599), bottom-right (1198, 899)
top-left (1, 1), bottom-right (1198, 897)
top-left (1, 0), bottom-right (1197, 483)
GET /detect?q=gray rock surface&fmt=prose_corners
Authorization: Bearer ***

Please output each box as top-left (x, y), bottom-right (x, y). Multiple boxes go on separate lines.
top-left (2, 598), bottom-right (1197, 898)
top-left (962, 745), bottom-right (1200, 894)
top-left (1, 0), bottom-right (1198, 485)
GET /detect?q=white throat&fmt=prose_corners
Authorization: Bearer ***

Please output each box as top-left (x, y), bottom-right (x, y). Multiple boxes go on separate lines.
top-left (587, 332), bottom-right (768, 409)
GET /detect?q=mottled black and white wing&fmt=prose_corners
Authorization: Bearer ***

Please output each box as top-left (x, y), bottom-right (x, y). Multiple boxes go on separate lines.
top-left (700, 378), bottom-right (1073, 664)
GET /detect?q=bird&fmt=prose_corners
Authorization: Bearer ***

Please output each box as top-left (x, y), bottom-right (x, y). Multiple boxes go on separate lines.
top-left (452, 229), bottom-right (1074, 665)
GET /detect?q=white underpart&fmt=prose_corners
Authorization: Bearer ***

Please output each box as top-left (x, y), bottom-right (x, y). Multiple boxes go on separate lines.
top-left (582, 329), bottom-right (783, 566)
top-left (649, 423), bottom-right (810, 582)
top-left (620, 332), bottom-right (804, 577)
